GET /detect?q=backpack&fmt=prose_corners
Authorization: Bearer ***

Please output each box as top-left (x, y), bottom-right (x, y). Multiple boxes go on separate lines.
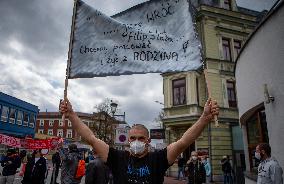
top-left (74, 159), bottom-right (86, 179)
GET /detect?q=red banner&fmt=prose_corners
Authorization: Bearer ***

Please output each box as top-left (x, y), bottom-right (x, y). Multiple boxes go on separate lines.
top-left (0, 133), bottom-right (63, 150)
top-left (0, 133), bottom-right (22, 148)
top-left (21, 139), bottom-right (50, 149)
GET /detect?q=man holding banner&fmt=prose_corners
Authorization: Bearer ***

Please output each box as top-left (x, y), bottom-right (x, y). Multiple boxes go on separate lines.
top-left (60, 0), bottom-right (219, 183)
top-left (59, 98), bottom-right (218, 183)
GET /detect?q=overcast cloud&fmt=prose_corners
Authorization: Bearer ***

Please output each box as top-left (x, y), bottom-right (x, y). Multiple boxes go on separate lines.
top-left (0, 0), bottom-right (277, 129)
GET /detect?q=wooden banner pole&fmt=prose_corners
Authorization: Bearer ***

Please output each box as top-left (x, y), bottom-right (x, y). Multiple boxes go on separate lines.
top-left (62, 0), bottom-right (78, 123)
top-left (204, 69), bottom-right (219, 127)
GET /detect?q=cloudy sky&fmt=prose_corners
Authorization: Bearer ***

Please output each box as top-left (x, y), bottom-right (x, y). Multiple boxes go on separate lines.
top-left (0, 0), bottom-right (277, 129)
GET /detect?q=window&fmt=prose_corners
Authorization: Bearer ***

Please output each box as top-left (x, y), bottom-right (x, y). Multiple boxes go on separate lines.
top-left (68, 121), bottom-right (72, 127)
top-left (49, 120), bottom-right (54, 127)
top-left (67, 129), bottom-right (73, 138)
top-left (224, 0), bottom-right (232, 10)
top-left (17, 111), bottom-right (23, 125)
top-left (23, 112), bottom-right (29, 126)
top-left (38, 129), bottom-right (44, 134)
top-left (222, 38), bottom-right (232, 61)
top-left (39, 120), bottom-right (44, 126)
top-left (1, 106), bottom-right (9, 122)
top-left (9, 108), bottom-right (16, 124)
top-left (172, 78), bottom-right (186, 106)
top-left (48, 129), bottom-right (53, 136)
top-left (59, 120), bottom-right (63, 127)
top-left (246, 109), bottom-right (269, 170)
top-left (57, 129), bottom-right (63, 137)
top-left (29, 114), bottom-right (35, 128)
top-left (227, 81), bottom-right (237, 107)
top-left (233, 40), bottom-right (242, 59)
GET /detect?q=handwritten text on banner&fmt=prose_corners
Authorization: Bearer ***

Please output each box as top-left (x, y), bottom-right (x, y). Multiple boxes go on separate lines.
top-left (69, 0), bottom-right (202, 78)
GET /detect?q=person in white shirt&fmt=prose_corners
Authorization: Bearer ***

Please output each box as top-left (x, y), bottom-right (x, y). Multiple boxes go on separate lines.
top-left (255, 143), bottom-right (283, 184)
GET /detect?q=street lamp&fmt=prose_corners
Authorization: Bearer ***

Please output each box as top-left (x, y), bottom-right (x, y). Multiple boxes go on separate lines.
top-left (110, 101), bottom-right (118, 116)
top-left (110, 101), bottom-right (127, 150)
top-left (110, 101), bottom-right (126, 122)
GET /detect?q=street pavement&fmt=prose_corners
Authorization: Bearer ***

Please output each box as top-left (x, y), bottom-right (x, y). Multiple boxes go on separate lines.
top-left (14, 174), bottom-right (186, 184)
top-left (11, 161), bottom-right (187, 184)
top-left (163, 177), bottom-right (187, 184)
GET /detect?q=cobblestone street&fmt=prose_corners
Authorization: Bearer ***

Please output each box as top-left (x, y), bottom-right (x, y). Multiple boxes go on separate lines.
top-left (12, 161), bottom-right (186, 184)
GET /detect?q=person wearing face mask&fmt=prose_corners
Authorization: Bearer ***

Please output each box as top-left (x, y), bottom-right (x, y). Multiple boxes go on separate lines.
top-left (185, 151), bottom-right (206, 184)
top-left (58, 143), bottom-right (82, 184)
top-left (221, 155), bottom-right (233, 184)
top-left (201, 156), bottom-right (211, 183)
top-left (255, 143), bottom-right (283, 184)
top-left (21, 149), bottom-right (47, 184)
top-left (59, 98), bottom-right (219, 184)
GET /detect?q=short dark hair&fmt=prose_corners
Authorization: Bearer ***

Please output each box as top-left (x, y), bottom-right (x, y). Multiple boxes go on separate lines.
top-left (32, 149), bottom-right (42, 157)
top-left (258, 143), bottom-right (271, 157)
top-left (7, 149), bottom-right (16, 156)
top-left (131, 124), bottom-right (149, 137)
top-left (68, 144), bottom-right (78, 152)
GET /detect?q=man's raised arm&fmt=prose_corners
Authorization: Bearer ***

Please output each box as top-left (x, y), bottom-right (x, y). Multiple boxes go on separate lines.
top-left (59, 99), bottom-right (109, 162)
top-left (167, 99), bottom-right (219, 165)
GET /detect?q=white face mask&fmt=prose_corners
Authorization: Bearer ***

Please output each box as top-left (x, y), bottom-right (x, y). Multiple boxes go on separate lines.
top-left (129, 140), bottom-right (146, 155)
top-left (255, 152), bottom-right (261, 160)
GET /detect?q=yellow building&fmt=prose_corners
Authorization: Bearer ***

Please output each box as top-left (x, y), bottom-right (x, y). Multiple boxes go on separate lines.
top-left (162, 0), bottom-right (266, 181)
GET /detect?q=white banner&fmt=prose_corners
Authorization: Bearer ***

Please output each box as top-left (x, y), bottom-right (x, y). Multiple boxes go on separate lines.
top-left (68, 0), bottom-right (202, 78)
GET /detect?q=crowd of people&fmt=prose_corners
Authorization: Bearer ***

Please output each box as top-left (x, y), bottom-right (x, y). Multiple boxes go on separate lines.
top-left (0, 98), bottom-right (282, 184)
top-left (0, 144), bottom-right (113, 184)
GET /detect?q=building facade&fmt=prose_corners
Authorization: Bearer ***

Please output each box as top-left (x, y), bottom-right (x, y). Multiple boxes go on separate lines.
top-left (0, 92), bottom-right (39, 138)
top-left (36, 111), bottom-right (119, 146)
top-left (235, 1), bottom-right (284, 183)
top-left (0, 92), bottom-right (39, 153)
top-left (162, 0), bottom-right (265, 181)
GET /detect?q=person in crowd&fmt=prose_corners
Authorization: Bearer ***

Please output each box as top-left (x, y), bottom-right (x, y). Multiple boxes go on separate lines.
top-left (58, 143), bottom-right (82, 184)
top-left (85, 151), bottom-right (94, 164)
top-left (0, 149), bottom-right (21, 184)
top-left (21, 149), bottom-right (47, 184)
top-left (201, 155), bottom-right (211, 183)
top-left (185, 151), bottom-right (206, 184)
top-left (255, 143), bottom-right (283, 184)
top-left (85, 149), bottom-right (109, 184)
top-left (177, 155), bottom-right (186, 180)
top-left (50, 150), bottom-right (61, 184)
top-left (221, 155), bottom-right (233, 184)
top-left (59, 98), bottom-right (219, 184)
top-left (19, 150), bottom-right (27, 162)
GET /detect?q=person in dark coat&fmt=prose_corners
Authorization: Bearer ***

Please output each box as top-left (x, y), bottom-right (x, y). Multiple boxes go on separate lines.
top-left (221, 155), bottom-right (233, 184)
top-left (177, 155), bottom-right (186, 180)
top-left (0, 149), bottom-right (21, 184)
top-left (22, 149), bottom-right (47, 184)
top-left (85, 149), bottom-right (109, 184)
top-left (50, 151), bottom-right (61, 184)
top-left (185, 151), bottom-right (206, 184)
